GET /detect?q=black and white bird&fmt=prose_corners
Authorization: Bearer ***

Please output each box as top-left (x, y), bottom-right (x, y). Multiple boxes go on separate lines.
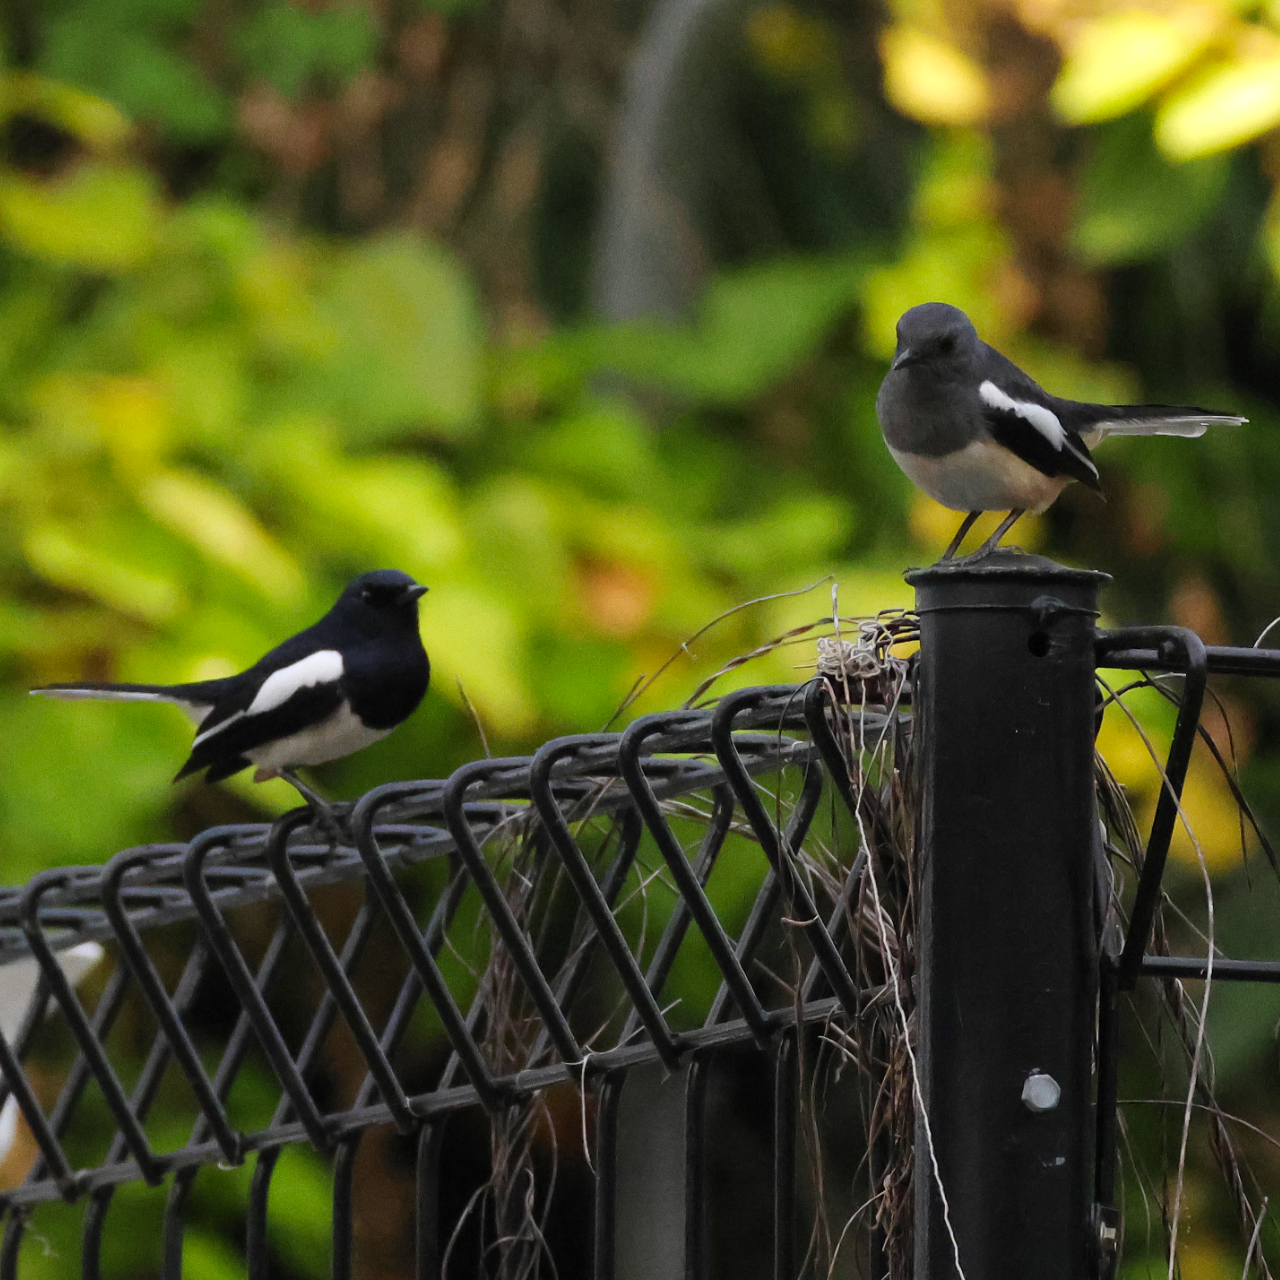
top-left (876, 302), bottom-right (1247, 561)
top-left (31, 569), bottom-right (429, 827)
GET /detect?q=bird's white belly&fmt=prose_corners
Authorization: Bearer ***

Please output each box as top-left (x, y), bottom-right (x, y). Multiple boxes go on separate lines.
top-left (246, 702), bottom-right (391, 771)
top-left (888, 439), bottom-right (1069, 514)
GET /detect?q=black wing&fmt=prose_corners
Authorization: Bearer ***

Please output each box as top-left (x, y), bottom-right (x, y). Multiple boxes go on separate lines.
top-left (983, 404), bottom-right (1102, 490)
top-left (174, 681), bottom-right (345, 782)
top-left (975, 342), bottom-right (1103, 490)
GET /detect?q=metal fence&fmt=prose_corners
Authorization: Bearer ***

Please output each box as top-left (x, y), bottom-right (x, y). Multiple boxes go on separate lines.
top-left (0, 553), bottom-right (1279, 1279)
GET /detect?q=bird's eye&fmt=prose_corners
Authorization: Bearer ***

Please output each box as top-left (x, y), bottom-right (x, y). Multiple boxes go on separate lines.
top-left (938, 335), bottom-right (956, 355)
top-left (361, 588), bottom-right (374, 603)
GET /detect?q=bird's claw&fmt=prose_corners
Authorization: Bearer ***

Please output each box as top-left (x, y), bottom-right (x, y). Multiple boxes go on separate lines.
top-left (308, 801), bottom-right (349, 848)
top-left (281, 770), bottom-right (348, 848)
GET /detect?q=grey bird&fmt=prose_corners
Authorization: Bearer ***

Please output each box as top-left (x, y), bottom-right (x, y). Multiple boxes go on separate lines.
top-left (876, 302), bottom-right (1247, 561)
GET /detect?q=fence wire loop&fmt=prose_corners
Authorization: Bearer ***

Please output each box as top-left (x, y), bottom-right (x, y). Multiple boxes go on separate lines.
top-left (0, 627), bottom-right (1278, 1279)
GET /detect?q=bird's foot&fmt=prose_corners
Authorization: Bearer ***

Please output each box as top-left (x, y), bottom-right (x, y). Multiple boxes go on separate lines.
top-left (945, 543), bottom-right (1012, 567)
top-left (280, 770), bottom-right (347, 847)
top-left (936, 509), bottom-right (1026, 566)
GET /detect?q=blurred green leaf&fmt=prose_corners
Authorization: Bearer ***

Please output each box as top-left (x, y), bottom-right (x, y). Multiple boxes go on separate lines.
top-left (463, 474), bottom-right (571, 622)
top-left (42, 14), bottom-right (228, 141)
top-left (520, 400), bottom-right (661, 502)
top-left (318, 234), bottom-right (483, 439)
top-left (24, 519), bottom-right (189, 622)
top-left (0, 164), bottom-right (161, 270)
top-left (862, 221), bottom-right (1012, 359)
top-left (138, 469), bottom-right (307, 602)
top-left (527, 632), bottom-right (631, 725)
top-left (702, 495), bottom-right (853, 579)
top-left (561, 254), bottom-right (867, 402)
top-left (267, 1146), bottom-right (335, 1277)
top-left (245, 416), bottom-right (466, 575)
top-left (426, 581), bottom-right (537, 735)
top-left (236, 2), bottom-right (378, 98)
top-left (0, 693), bottom-right (179, 878)
top-left (1072, 114), bottom-right (1228, 265)
top-left (176, 1230), bottom-right (245, 1280)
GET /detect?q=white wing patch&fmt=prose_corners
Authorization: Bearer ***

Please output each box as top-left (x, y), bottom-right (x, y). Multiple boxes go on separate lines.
top-left (979, 380), bottom-right (1065, 450)
top-left (192, 649), bottom-right (344, 748)
top-left (248, 650), bottom-right (343, 715)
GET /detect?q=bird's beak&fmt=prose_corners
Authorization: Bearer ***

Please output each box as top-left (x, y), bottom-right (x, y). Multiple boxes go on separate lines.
top-left (890, 347), bottom-right (916, 371)
top-left (400, 584), bottom-right (429, 605)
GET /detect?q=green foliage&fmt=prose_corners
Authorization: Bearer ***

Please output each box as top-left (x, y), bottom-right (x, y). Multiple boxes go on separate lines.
top-left (1072, 114), bottom-right (1229, 265)
top-left (2, 1), bottom-right (1280, 1273)
top-left (317, 234), bottom-right (483, 439)
top-left (236, 2), bottom-right (377, 99)
top-left (0, 78), bottom-right (875, 877)
top-left (42, 0), bottom-right (228, 141)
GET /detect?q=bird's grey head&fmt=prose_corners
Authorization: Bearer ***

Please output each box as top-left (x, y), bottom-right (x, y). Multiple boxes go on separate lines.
top-left (889, 303), bottom-right (979, 372)
top-left (338, 570), bottom-right (428, 633)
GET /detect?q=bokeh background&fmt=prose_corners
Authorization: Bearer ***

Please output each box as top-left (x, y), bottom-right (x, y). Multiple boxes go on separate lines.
top-left (2, 0), bottom-right (1280, 1275)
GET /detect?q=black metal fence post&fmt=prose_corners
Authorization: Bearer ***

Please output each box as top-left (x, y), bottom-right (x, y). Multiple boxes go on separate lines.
top-left (907, 552), bottom-right (1106, 1280)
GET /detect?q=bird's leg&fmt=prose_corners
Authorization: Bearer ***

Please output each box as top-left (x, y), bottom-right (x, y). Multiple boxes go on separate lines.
top-left (280, 770), bottom-right (346, 845)
top-left (941, 511), bottom-right (981, 561)
top-left (958, 509), bottom-right (1026, 563)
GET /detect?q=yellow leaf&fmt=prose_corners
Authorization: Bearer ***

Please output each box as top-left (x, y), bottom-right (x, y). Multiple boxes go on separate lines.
top-left (1168, 759), bottom-right (1250, 875)
top-left (879, 25), bottom-right (990, 127)
top-left (1096, 703), bottom-right (1168, 795)
top-left (0, 72), bottom-right (132, 150)
top-left (1156, 54), bottom-right (1280, 159)
top-left (93, 378), bottom-right (172, 474)
top-left (24, 523), bottom-right (186, 622)
top-left (139, 471), bottom-right (306, 603)
top-left (1175, 1239), bottom-right (1238, 1280)
top-left (0, 164), bottom-right (161, 271)
top-left (31, 374), bottom-right (173, 473)
top-left (1051, 8), bottom-right (1222, 125)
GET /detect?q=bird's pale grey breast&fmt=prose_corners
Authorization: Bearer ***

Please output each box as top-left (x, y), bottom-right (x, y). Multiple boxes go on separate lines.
top-left (876, 362), bottom-right (987, 458)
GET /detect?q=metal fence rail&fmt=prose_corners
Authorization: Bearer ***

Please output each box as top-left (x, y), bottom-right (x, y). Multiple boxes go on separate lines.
top-left (0, 686), bottom-right (895, 1280)
top-left (2, 585), bottom-right (1279, 1280)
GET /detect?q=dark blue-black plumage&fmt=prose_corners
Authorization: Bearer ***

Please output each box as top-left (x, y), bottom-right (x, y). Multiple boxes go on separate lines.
top-left (32, 570), bottom-right (429, 787)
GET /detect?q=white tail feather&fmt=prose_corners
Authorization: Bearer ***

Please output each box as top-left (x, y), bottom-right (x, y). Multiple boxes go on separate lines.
top-left (31, 686), bottom-right (212, 723)
top-left (32, 686), bottom-right (170, 703)
top-left (1093, 414), bottom-right (1245, 440)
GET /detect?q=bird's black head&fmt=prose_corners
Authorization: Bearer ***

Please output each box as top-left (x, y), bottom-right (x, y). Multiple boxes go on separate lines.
top-left (336, 570), bottom-right (428, 635)
top-left (890, 302), bottom-right (978, 372)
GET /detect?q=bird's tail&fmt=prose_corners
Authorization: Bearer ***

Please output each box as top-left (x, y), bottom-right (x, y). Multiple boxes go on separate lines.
top-left (30, 680), bottom-right (227, 723)
top-left (1088, 406), bottom-right (1247, 440)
